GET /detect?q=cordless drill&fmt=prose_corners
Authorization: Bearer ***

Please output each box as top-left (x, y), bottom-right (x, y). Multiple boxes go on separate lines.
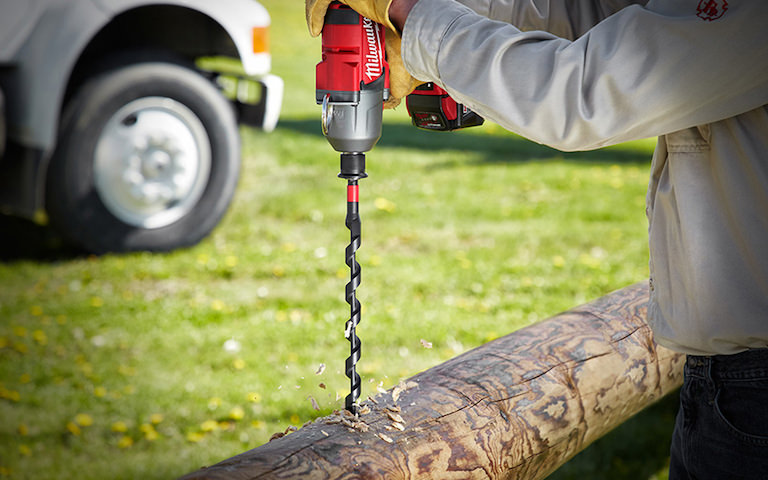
top-left (316, 1), bottom-right (389, 415)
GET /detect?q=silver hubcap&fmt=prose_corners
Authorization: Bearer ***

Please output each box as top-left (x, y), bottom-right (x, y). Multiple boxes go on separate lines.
top-left (93, 97), bottom-right (211, 229)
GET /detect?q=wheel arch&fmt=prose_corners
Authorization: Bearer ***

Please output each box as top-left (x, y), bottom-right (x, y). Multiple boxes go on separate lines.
top-left (62, 5), bottom-right (245, 124)
top-left (35, 4), bottom-right (251, 218)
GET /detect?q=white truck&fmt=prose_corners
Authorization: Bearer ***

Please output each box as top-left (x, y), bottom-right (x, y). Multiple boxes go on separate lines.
top-left (0, 0), bottom-right (283, 253)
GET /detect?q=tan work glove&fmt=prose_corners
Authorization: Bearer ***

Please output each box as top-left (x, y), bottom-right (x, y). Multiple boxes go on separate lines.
top-left (382, 29), bottom-right (424, 108)
top-left (306, 0), bottom-right (424, 108)
top-left (306, 0), bottom-right (396, 36)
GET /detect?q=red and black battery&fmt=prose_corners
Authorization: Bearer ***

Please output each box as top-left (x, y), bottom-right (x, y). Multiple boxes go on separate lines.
top-left (406, 83), bottom-right (484, 131)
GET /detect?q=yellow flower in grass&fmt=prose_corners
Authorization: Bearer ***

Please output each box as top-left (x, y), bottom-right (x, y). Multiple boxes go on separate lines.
top-left (247, 392), bottom-right (262, 403)
top-left (228, 406), bottom-right (245, 421)
top-left (66, 422), bottom-right (81, 436)
top-left (374, 197), bottom-right (396, 213)
top-left (140, 423), bottom-right (159, 441)
top-left (200, 420), bottom-right (219, 432)
top-left (186, 431), bottom-right (205, 443)
top-left (251, 420), bottom-right (265, 429)
top-left (74, 413), bottom-right (93, 427)
top-left (149, 413), bottom-right (164, 425)
top-left (32, 330), bottom-right (47, 345)
top-left (117, 435), bottom-right (133, 448)
top-left (111, 421), bottom-right (128, 433)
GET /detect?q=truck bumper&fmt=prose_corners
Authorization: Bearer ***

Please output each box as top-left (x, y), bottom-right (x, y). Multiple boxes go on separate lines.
top-left (232, 73), bottom-right (283, 132)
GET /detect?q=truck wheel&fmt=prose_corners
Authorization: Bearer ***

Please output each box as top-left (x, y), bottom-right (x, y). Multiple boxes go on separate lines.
top-left (46, 60), bottom-right (240, 253)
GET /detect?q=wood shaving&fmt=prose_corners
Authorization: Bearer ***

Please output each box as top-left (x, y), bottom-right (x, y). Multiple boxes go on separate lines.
top-left (318, 382), bottom-right (326, 389)
top-left (308, 395), bottom-right (320, 411)
top-left (358, 405), bottom-right (371, 415)
top-left (368, 395), bottom-right (378, 404)
top-left (386, 405), bottom-right (401, 413)
top-left (269, 432), bottom-right (285, 441)
top-left (352, 421), bottom-right (370, 433)
top-left (391, 422), bottom-right (405, 431)
top-left (315, 363), bottom-right (326, 375)
top-left (392, 384), bottom-right (403, 402)
top-left (420, 339), bottom-right (433, 349)
top-left (387, 411), bottom-right (405, 424)
top-left (392, 380), bottom-right (419, 402)
top-left (321, 430), bottom-right (329, 437)
top-left (378, 433), bottom-right (393, 443)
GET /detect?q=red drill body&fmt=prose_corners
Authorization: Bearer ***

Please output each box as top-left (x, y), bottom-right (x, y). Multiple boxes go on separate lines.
top-left (316, 2), bottom-right (389, 154)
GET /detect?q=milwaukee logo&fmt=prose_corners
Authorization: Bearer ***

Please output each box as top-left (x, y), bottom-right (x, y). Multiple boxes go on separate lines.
top-left (362, 17), bottom-right (382, 82)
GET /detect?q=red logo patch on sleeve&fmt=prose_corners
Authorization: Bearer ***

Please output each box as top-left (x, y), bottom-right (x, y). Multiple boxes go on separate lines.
top-left (697, 0), bottom-right (728, 21)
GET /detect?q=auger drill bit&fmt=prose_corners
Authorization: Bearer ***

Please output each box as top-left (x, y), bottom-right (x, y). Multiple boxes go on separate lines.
top-left (340, 153), bottom-right (366, 415)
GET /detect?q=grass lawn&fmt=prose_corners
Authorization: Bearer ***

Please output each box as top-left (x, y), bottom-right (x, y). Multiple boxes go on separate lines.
top-left (0, 1), bottom-right (677, 479)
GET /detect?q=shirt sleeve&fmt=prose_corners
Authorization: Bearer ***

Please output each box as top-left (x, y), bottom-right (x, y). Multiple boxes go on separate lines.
top-left (452, 0), bottom-right (647, 39)
top-left (402, 0), bottom-right (768, 151)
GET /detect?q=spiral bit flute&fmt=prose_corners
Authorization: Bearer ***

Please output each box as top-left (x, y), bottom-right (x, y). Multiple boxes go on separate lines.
top-left (344, 180), bottom-right (362, 414)
top-left (340, 153), bottom-right (366, 414)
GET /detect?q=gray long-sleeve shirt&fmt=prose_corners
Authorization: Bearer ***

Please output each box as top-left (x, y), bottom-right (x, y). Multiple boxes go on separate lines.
top-left (402, 0), bottom-right (768, 355)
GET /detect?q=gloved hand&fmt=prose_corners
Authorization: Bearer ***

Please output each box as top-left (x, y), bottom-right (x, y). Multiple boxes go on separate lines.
top-left (383, 29), bottom-right (424, 108)
top-left (306, 0), bottom-right (395, 36)
top-left (306, 0), bottom-right (424, 108)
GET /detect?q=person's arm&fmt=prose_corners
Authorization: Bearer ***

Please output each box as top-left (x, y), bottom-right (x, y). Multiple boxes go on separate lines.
top-left (401, 0), bottom-right (768, 151)
top-left (391, 0), bottom-right (648, 40)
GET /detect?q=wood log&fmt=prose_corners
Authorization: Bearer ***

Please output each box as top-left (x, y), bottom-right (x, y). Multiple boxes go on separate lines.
top-left (181, 282), bottom-right (684, 480)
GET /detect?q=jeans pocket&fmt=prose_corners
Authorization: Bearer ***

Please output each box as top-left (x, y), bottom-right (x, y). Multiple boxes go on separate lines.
top-left (714, 380), bottom-right (768, 444)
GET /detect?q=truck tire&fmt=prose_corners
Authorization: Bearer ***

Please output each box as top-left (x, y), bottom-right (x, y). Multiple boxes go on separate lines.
top-left (46, 60), bottom-right (240, 253)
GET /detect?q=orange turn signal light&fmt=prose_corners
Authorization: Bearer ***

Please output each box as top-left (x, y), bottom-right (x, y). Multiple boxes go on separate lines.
top-left (252, 26), bottom-right (269, 54)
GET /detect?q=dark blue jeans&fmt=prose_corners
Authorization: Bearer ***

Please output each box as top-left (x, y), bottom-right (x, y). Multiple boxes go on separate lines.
top-left (669, 349), bottom-right (768, 479)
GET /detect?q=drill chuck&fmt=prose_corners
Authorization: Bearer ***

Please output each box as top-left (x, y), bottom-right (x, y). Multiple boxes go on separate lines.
top-left (322, 78), bottom-right (386, 154)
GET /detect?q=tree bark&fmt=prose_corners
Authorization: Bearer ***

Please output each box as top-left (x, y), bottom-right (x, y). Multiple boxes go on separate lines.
top-left (181, 282), bottom-right (684, 480)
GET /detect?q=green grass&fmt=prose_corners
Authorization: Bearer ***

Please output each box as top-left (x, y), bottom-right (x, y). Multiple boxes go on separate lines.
top-left (0, 1), bottom-right (676, 479)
